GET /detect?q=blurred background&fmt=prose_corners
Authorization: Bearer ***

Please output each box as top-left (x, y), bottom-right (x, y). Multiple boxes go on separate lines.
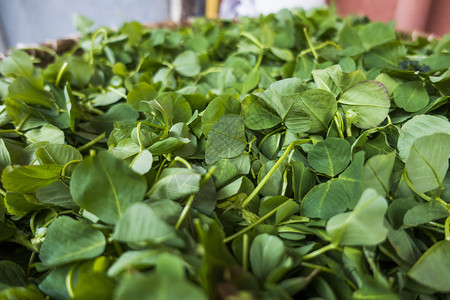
top-left (1, 0), bottom-right (449, 53)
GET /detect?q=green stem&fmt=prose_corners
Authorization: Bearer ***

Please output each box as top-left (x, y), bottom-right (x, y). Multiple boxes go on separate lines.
top-left (6, 234), bottom-right (39, 253)
top-left (201, 166), bottom-right (216, 186)
top-left (136, 122), bottom-right (144, 152)
top-left (140, 121), bottom-right (165, 130)
top-left (258, 127), bottom-right (284, 149)
top-left (445, 216), bottom-right (450, 241)
top-left (242, 139), bottom-right (310, 208)
top-left (61, 160), bottom-right (82, 179)
top-left (55, 61), bottom-right (68, 87)
top-left (172, 156), bottom-right (192, 169)
top-left (281, 167), bottom-right (289, 196)
top-left (333, 115), bottom-right (345, 139)
top-left (303, 27), bottom-right (318, 60)
top-left (302, 243), bottom-right (338, 260)
top-left (90, 28), bottom-right (108, 65)
top-left (254, 52), bottom-right (263, 69)
top-left (65, 263), bottom-right (77, 298)
top-left (242, 234), bottom-right (249, 272)
top-left (175, 194), bottom-right (195, 230)
top-left (77, 132), bottom-right (106, 151)
top-left (403, 168), bottom-right (432, 202)
top-left (224, 199), bottom-right (293, 243)
top-left (0, 188), bottom-right (6, 197)
top-left (297, 41), bottom-right (341, 61)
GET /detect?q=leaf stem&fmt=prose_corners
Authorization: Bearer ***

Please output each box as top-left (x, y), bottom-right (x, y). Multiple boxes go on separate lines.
top-left (258, 126), bottom-right (284, 149)
top-left (65, 263), bottom-right (77, 298)
top-left (403, 168), bottom-right (432, 202)
top-left (224, 199), bottom-right (293, 243)
top-left (303, 27), bottom-right (318, 60)
top-left (55, 62), bottom-right (68, 87)
top-left (242, 233), bottom-right (249, 271)
top-left (61, 160), bottom-right (82, 179)
top-left (242, 139), bottom-right (310, 208)
top-left (90, 28), bottom-right (108, 65)
top-left (136, 122), bottom-right (144, 152)
top-left (172, 156), bottom-right (192, 169)
top-left (6, 234), bottom-right (39, 253)
top-left (254, 52), bottom-right (263, 69)
top-left (175, 194), bottom-right (195, 230)
top-left (77, 132), bottom-right (106, 151)
top-left (302, 243), bottom-right (338, 260)
top-left (139, 121), bottom-right (165, 130)
top-left (333, 114), bottom-right (345, 139)
top-left (445, 216), bottom-right (450, 241)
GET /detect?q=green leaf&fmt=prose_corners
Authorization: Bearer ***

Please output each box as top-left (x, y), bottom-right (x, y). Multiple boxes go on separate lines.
top-left (130, 150), bottom-right (153, 175)
top-left (7, 77), bottom-right (55, 108)
top-left (205, 114), bottom-right (247, 164)
top-left (0, 260), bottom-right (28, 287)
top-left (405, 133), bottom-right (450, 193)
top-left (26, 124), bottom-right (65, 144)
top-left (307, 138), bottom-right (351, 177)
top-left (403, 202), bottom-right (448, 227)
top-left (362, 152), bottom-right (396, 196)
top-left (2, 164), bottom-right (62, 194)
top-left (393, 81), bottom-right (429, 112)
top-left (4, 192), bottom-right (44, 216)
top-left (359, 22), bottom-right (396, 50)
top-left (241, 94), bottom-right (281, 130)
top-left (107, 250), bottom-right (162, 277)
top-left (338, 151), bottom-right (364, 209)
top-left (294, 89), bottom-right (337, 133)
top-left (148, 168), bottom-right (201, 201)
top-left (397, 115), bottom-right (450, 161)
top-left (327, 188), bottom-right (388, 246)
top-left (70, 151), bottom-right (147, 224)
top-left (36, 181), bottom-right (78, 209)
top-left (39, 216), bottom-right (106, 267)
top-left (291, 161), bottom-right (316, 201)
top-left (146, 92), bottom-right (192, 127)
top-left (363, 41), bottom-right (406, 69)
top-left (122, 21), bottom-right (143, 46)
top-left (127, 82), bottom-right (157, 111)
top-left (250, 234), bottom-right (287, 281)
top-left (302, 179), bottom-right (349, 219)
top-left (36, 144), bottom-right (82, 165)
top-left (338, 81), bottom-right (390, 129)
top-left (201, 95), bottom-right (241, 136)
top-left (294, 56), bottom-right (315, 80)
top-left (408, 240), bottom-right (450, 292)
top-left (257, 160), bottom-right (285, 197)
top-left (67, 57), bottom-right (94, 88)
top-left (114, 273), bottom-right (208, 300)
top-left (0, 51), bottom-right (34, 77)
top-left (72, 270), bottom-right (114, 300)
top-left (173, 51), bottom-right (201, 77)
top-left (113, 203), bottom-right (177, 244)
top-left (0, 139), bottom-right (12, 172)
top-left (73, 14), bottom-right (94, 35)
top-left (92, 88), bottom-right (126, 107)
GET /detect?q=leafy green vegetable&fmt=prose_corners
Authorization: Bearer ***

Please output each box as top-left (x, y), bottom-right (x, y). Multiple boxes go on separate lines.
top-left (0, 6), bottom-right (449, 299)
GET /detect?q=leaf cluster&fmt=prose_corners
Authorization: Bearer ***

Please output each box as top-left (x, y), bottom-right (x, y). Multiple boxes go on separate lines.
top-left (0, 7), bottom-right (449, 299)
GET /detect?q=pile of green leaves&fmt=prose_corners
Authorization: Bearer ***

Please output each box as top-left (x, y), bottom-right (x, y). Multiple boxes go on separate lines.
top-left (0, 6), bottom-right (449, 299)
